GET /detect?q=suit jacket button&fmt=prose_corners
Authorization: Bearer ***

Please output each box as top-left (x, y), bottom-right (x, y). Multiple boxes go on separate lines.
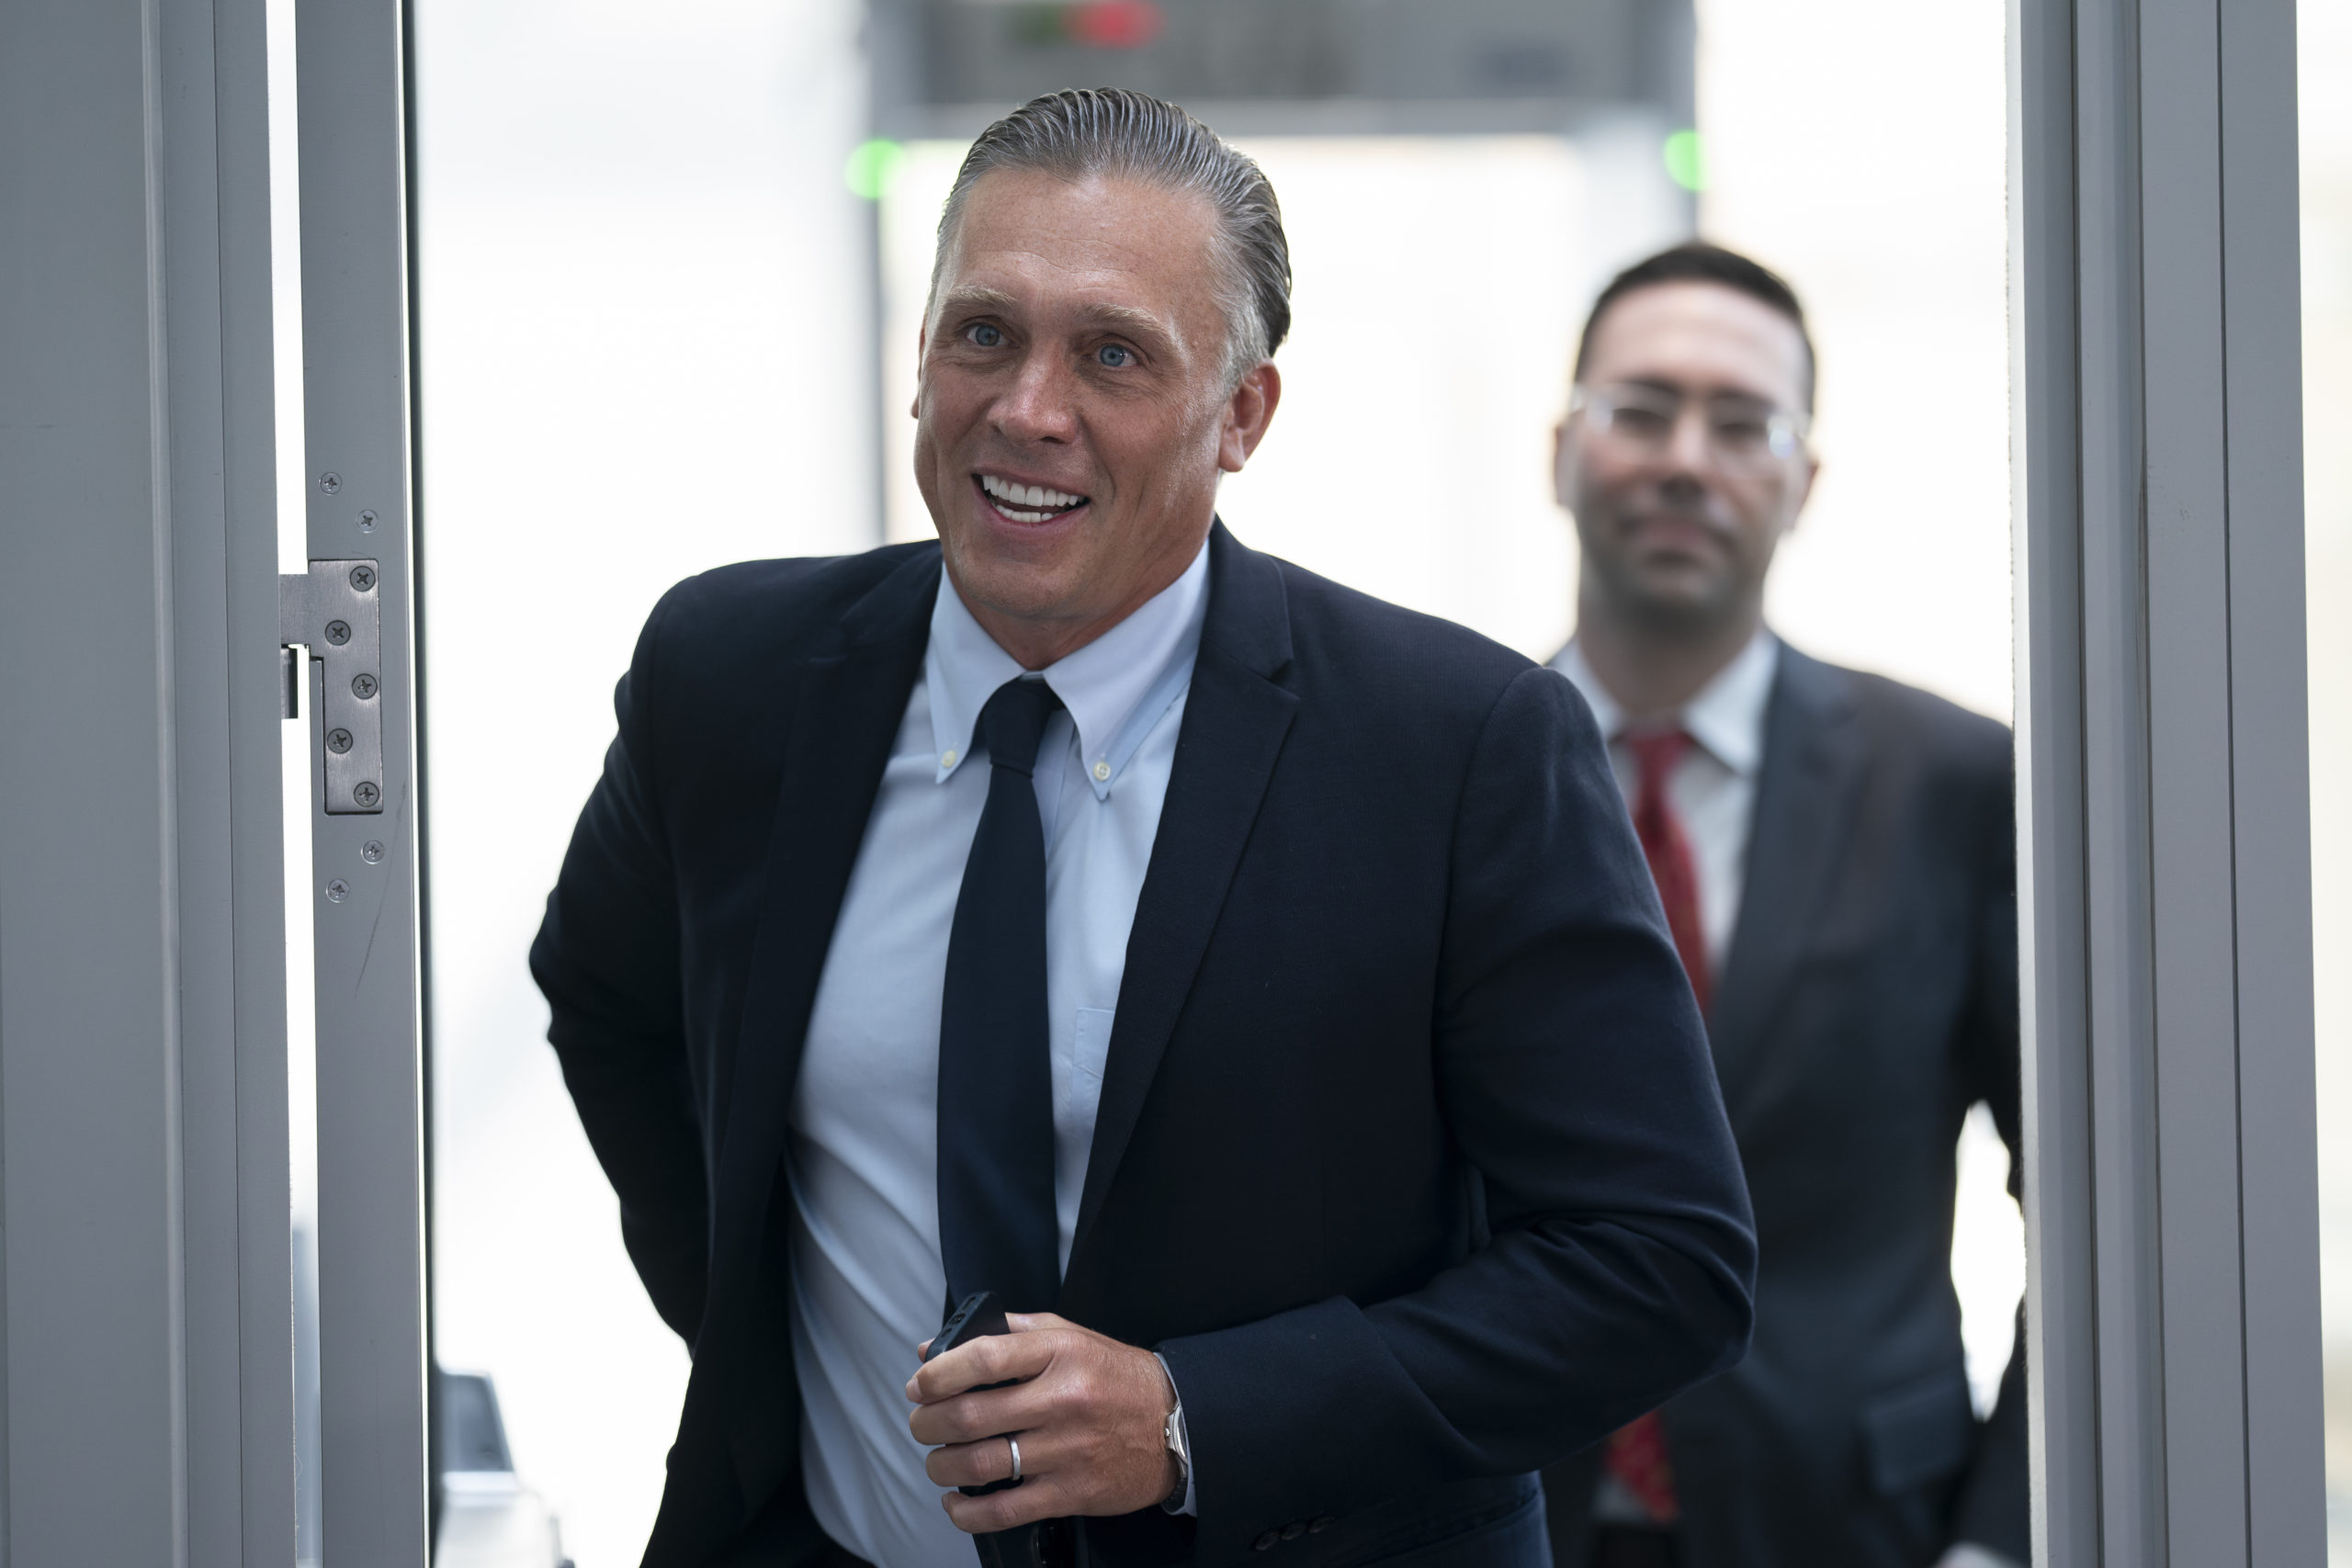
top-left (1254, 1530), bottom-right (1281, 1551)
top-left (1309, 1517), bottom-right (1334, 1533)
top-left (1281, 1522), bottom-right (1307, 1540)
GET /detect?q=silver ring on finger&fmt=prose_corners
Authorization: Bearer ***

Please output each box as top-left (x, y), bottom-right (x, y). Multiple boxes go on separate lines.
top-left (1006, 1435), bottom-right (1023, 1483)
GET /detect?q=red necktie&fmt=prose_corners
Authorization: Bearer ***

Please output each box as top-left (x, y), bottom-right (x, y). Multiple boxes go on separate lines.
top-left (1600, 728), bottom-right (1708, 1525)
top-left (1623, 729), bottom-right (1711, 1014)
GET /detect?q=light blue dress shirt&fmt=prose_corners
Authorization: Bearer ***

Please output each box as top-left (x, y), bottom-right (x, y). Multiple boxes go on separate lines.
top-left (786, 542), bottom-right (1209, 1568)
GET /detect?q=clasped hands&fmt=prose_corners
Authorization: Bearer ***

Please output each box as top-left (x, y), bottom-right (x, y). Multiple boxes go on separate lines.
top-left (906, 1312), bottom-right (1179, 1534)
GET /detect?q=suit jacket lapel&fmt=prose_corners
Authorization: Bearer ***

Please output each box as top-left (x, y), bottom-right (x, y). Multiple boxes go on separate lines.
top-left (1069, 525), bottom-right (1298, 1267)
top-left (1706, 647), bottom-right (1866, 1104)
top-left (702, 547), bottom-right (939, 1502)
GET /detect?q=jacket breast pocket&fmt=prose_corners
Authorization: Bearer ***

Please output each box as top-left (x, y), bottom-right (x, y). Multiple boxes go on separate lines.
top-left (1860, 1366), bottom-right (1974, 1496)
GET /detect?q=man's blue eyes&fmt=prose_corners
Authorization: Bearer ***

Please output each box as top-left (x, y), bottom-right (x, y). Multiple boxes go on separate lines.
top-left (958, 326), bottom-right (1133, 367)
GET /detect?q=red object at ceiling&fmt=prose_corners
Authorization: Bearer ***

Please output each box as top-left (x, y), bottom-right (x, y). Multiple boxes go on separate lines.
top-left (1064, 0), bottom-right (1163, 50)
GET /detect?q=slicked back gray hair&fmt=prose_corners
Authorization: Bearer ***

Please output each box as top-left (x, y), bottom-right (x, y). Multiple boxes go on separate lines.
top-left (930, 88), bottom-right (1293, 385)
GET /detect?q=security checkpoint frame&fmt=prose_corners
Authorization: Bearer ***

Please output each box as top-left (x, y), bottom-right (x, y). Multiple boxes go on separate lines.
top-left (0, 0), bottom-right (2330, 1562)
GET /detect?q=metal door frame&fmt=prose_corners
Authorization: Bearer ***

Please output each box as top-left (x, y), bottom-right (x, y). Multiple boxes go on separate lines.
top-left (1, 0), bottom-right (429, 1562)
top-left (1, 0), bottom-right (300, 1561)
top-left (2011, 0), bottom-right (2325, 1560)
top-left (289, 0), bottom-right (433, 1559)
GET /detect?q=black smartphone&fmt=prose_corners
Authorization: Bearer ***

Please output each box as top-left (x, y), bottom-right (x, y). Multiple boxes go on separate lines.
top-left (928, 1291), bottom-right (1022, 1496)
top-left (928, 1290), bottom-right (1010, 1362)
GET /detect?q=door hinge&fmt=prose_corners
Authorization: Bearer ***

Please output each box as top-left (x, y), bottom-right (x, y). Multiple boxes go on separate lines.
top-left (280, 560), bottom-right (385, 815)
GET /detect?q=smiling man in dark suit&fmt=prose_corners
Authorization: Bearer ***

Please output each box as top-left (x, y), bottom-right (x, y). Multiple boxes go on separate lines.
top-left (531, 92), bottom-right (1756, 1568)
top-left (1535, 243), bottom-right (2025, 1568)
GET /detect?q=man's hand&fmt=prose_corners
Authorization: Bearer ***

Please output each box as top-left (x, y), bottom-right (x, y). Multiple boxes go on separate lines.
top-left (906, 1312), bottom-right (1178, 1533)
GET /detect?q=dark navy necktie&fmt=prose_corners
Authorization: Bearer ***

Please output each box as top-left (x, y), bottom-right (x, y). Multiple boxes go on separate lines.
top-left (936, 675), bottom-right (1066, 1314)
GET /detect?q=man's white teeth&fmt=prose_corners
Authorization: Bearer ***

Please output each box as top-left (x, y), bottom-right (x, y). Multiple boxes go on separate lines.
top-left (980, 474), bottom-right (1085, 512)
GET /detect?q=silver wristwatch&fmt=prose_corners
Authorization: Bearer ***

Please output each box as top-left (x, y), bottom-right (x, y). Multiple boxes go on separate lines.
top-left (1153, 1352), bottom-right (1192, 1513)
top-left (1160, 1395), bottom-right (1192, 1512)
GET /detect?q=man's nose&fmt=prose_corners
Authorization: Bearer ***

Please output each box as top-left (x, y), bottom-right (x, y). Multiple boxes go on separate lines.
top-left (1666, 405), bottom-right (1714, 474)
top-left (1656, 468), bottom-right (1710, 509)
top-left (995, 351), bottom-right (1080, 444)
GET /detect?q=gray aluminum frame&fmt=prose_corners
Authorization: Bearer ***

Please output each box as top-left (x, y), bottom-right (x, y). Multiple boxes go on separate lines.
top-left (0, 0), bottom-right (2332, 1562)
top-left (0, 0), bottom-right (428, 1562)
top-left (2011, 0), bottom-right (2325, 1561)
top-left (290, 0), bottom-right (434, 1557)
top-left (1, 0), bottom-right (299, 1562)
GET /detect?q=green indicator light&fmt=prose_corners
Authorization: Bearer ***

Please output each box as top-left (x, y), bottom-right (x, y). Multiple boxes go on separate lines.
top-left (844, 139), bottom-right (906, 201)
top-left (1009, 4), bottom-right (1067, 43)
top-left (1663, 129), bottom-right (1707, 193)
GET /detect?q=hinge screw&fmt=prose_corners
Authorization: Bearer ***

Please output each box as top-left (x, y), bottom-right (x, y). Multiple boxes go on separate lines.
top-left (352, 672), bottom-right (379, 700)
top-left (319, 472), bottom-right (342, 495)
top-left (361, 840), bottom-right (386, 863)
top-left (325, 878), bottom-right (350, 902)
top-left (353, 781), bottom-right (381, 807)
top-left (358, 510), bottom-right (379, 534)
top-left (349, 564), bottom-right (377, 592)
top-left (326, 728), bottom-right (354, 754)
top-left (324, 620), bottom-right (352, 647)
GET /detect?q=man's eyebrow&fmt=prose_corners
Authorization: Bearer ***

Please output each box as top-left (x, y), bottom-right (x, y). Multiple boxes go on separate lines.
top-left (1077, 302), bottom-right (1178, 342)
top-left (933, 286), bottom-right (1020, 318)
top-left (933, 288), bottom-right (1181, 346)
top-left (1620, 373), bottom-right (1786, 406)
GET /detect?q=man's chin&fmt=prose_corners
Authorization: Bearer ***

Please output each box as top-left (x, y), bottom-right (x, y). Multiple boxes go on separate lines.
top-left (1622, 574), bottom-right (1742, 632)
top-left (942, 540), bottom-right (1091, 626)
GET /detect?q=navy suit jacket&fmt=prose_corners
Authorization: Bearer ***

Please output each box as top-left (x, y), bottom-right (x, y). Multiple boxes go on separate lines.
top-left (1542, 647), bottom-right (2024, 1568)
top-left (530, 525), bottom-right (1758, 1568)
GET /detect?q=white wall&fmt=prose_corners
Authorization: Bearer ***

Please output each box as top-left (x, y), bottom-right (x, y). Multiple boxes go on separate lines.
top-left (413, 3), bottom-right (874, 1562)
top-left (1696, 0), bottom-right (2013, 725)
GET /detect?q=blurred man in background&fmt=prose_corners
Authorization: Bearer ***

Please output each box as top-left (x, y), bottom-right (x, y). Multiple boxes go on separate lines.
top-left (1536, 243), bottom-right (2026, 1568)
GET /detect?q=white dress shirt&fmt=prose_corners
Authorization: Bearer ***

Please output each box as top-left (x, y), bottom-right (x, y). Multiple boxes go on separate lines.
top-left (786, 543), bottom-right (1209, 1568)
top-left (1551, 630), bottom-right (1779, 976)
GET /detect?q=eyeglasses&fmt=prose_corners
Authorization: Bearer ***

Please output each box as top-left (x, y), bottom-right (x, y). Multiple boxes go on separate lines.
top-left (1569, 381), bottom-right (1811, 468)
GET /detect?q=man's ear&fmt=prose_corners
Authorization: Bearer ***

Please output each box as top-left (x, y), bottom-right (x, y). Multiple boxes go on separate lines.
top-left (1551, 421), bottom-right (1574, 510)
top-left (1217, 362), bottom-right (1283, 474)
top-left (910, 325), bottom-right (929, 419)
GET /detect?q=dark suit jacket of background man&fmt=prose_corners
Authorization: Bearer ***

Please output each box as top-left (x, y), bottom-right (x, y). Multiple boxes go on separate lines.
top-left (1541, 646), bottom-right (2025, 1568)
top-left (531, 525), bottom-right (1759, 1568)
